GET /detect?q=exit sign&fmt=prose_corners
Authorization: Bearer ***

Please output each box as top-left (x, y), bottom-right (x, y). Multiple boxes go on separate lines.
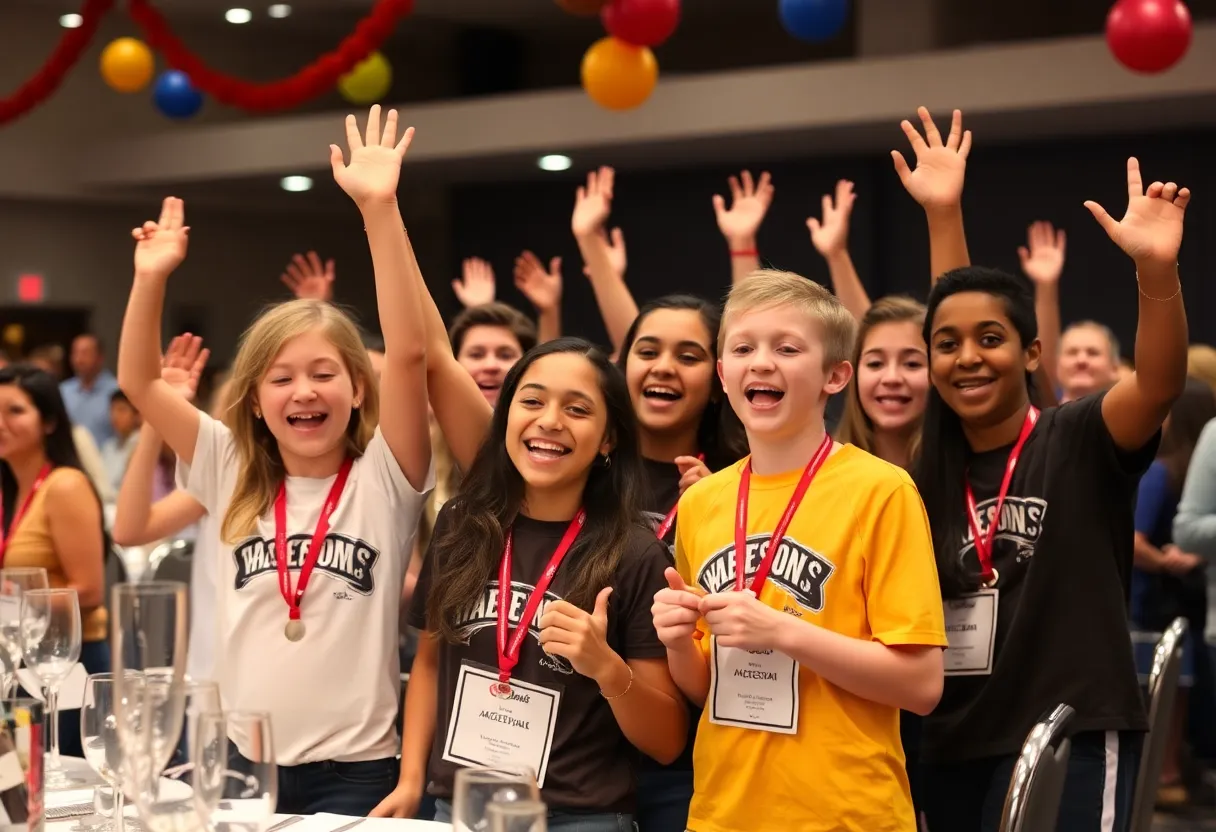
top-left (16, 274), bottom-right (44, 304)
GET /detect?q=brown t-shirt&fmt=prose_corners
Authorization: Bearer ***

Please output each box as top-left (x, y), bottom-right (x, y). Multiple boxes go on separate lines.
top-left (412, 505), bottom-right (670, 813)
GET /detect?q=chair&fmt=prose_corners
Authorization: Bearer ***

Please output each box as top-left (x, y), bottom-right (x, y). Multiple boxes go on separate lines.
top-left (1129, 617), bottom-right (1188, 832)
top-left (999, 703), bottom-right (1075, 832)
top-left (150, 538), bottom-right (195, 585)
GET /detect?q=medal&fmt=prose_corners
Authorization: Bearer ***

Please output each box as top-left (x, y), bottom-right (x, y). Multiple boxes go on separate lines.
top-left (284, 619), bottom-right (306, 642)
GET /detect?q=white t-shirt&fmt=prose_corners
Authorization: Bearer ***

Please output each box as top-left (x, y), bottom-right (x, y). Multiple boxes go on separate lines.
top-left (180, 413), bottom-right (432, 765)
top-left (185, 513), bottom-right (217, 683)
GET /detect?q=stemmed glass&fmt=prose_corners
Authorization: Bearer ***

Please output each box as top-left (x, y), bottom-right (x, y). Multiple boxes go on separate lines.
top-left (193, 711), bottom-right (276, 832)
top-left (0, 568), bottom-right (48, 696)
top-left (21, 587), bottom-right (81, 788)
top-left (452, 766), bottom-right (541, 832)
top-left (82, 672), bottom-right (137, 832)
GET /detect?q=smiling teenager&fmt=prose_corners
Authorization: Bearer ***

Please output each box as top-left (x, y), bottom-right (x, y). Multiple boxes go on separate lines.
top-left (652, 270), bottom-right (947, 832)
top-left (913, 159), bottom-right (1191, 832)
top-left (116, 106), bottom-right (434, 815)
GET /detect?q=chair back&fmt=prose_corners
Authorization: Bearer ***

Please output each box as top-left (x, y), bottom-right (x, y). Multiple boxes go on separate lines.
top-left (999, 703), bottom-right (1075, 832)
top-left (150, 538), bottom-right (195, 585)
top-left (1130, 617), bottom-right (1188, 832)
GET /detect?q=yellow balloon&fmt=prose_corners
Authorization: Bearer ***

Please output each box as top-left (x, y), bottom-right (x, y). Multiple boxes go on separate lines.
top-left (581, 37), bottom-right (658, 111)
top-left (338, 52), bottom-right (393, 105)
top-left (100, 37), bottom-right (155, 94)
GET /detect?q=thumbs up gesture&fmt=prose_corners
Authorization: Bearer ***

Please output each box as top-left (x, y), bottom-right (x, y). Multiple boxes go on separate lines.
top-left (539, 587), bottom-right (617, 682)
top-left (651, 568), bottom-right (705, 650)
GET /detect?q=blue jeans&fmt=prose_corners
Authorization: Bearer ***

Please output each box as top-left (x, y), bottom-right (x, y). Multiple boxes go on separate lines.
top-left (231, 749), bottom-right (397, 816)
top-left (435, 798), bottom-right (634, 832)
top-left (922, 730), bottom-right (1142, 832)
top-left (634, 769), bottom-right (692, 832)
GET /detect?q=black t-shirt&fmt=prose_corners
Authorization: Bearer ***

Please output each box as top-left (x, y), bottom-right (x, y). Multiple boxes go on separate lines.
top-left (922, 393), bottom-right (1157, 762)
top-left (411, 505), bottom-right (670, 813)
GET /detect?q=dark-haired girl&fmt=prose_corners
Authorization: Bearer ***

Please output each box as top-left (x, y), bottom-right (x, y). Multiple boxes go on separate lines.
top-left (914, 159), bottom-right (1191, 832)
top-left (376, 338), bottom-right (686, 831)
top-left (0, 363), bottom-right (109, 757)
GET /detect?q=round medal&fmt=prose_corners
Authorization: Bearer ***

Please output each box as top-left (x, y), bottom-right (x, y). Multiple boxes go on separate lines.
top-left (983, 567), bottom-right (1000, 589)
top-left (284, 619), bottom-right (306, 642)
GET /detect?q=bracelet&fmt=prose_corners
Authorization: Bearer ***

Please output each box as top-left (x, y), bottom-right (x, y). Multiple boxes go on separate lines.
top-left (1136, 273), bottom-right (1182, 302)
top-left (731, 249), bottom-right (758, 257)
top-left (601, 665), bottom-right (634, 700)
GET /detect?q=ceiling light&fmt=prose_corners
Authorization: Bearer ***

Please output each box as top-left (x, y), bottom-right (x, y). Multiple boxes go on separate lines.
top-left (59, 13), bottom-right (83, 28)
top-left (224, 8), bottom-right (253, 24)
top-left (280, 175), bottom-right (313, 193)
top-left (268, 4), bottom-right (292, 18)
top-left (537, 154), bottom-right (572, 172)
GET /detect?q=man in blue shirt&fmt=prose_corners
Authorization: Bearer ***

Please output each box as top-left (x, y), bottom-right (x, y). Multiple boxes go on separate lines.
top-left (60, 333), bottom-right (119, 447)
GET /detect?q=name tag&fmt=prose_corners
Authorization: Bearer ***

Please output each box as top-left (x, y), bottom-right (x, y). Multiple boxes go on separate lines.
top-left (708, 637), bottom-right (799, 734)
top-left (943, 589), bottom-right (999, 676)
top-left (442, 662), bottom-right (561, 788)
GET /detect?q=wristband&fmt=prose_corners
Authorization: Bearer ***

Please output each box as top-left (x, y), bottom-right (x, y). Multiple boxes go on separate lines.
top-left (731, 249), bottom-right (758, 257)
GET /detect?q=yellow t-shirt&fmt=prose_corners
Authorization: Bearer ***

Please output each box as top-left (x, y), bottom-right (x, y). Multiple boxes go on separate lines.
top-left (674, 445), bottom-right (947, 832)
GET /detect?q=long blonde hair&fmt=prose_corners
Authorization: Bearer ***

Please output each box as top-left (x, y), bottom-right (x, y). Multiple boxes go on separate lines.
top-left (836, 297), bottom-right (926, 465)
top-left (220, 300), bottom-right (379, 543)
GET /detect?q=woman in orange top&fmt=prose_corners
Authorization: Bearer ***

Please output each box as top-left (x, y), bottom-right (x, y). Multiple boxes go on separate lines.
top-left (0, 364), bottom-right (108, 758)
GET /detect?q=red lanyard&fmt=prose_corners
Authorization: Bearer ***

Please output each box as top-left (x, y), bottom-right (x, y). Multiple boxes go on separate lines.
top-left (0, 464), bottom-right (52, 566)
top-left (655, 453), bottom-right (706, 541)
top-left (274, 458), bottom-right (353, 623)
top-left (964, 407), bottom-right (1040, 584)
top-left (734, 433), bottom-right (833, 593)
top-left (495, 510), bottom-right (585, 692)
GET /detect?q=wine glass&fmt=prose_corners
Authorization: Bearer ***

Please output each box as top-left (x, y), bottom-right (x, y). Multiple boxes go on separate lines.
top-left (82, 672), bottom-right (139, 832)
top-left (487, 800), bottom-right (547, 832)
top-left (451, 766), bottom-right (540, 832)
top-left (193, 711), bottom-right (276, 832)
top-left (161, 678), bottom-right (221, 776)
top-left (20, 587), bottom-right (81, 788)
top-left (110, 582), bottom-right (189, 832)
top-left (0, 568), bottom-right (48, 696)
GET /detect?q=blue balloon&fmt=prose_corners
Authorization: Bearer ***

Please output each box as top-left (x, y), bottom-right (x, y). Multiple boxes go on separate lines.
top-left (779, 0), bottom-right (849, 43)
top-left (153, 70), bottom-right (204, 119)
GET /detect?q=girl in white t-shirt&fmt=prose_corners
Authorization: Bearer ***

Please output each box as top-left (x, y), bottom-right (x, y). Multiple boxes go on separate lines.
top-left (116, 106), bottom-right (434, 816)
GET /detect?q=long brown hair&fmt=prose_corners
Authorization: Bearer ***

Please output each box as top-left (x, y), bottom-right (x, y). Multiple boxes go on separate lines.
top-left (1159, 377), bottom-right (1216, 496)
top-left (836, 297), bottom-right (926, 464)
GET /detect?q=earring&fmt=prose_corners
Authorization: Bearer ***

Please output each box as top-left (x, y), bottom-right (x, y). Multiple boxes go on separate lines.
top-left (600, 453), bottom-right (612, 469)
top-left (253, 408), bottom-right (262, 419)
top-left (353, 399), bottom-right (361, 409)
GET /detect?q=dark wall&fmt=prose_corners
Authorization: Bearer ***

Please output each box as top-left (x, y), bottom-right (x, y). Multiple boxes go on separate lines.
top-left (451, 130), bottom-right (1216, 355)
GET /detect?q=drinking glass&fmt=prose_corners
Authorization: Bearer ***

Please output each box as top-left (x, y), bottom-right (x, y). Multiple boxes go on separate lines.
top-left (451, 766), bottom-right (540, 832)
top-left (82, 672), bottom-right (136, 832)
top-left (110, 582), bottom-right (189, 832)
top-left (193, 711), bottom-right (276, 832)
top-left (20, 587), bottom-right (80, 788)
top-left (0, 569), bottom-right (48, 697)
top-left (487, 799), bottom-right (547, 832)
top-left (160, 678), bottom-right (221, 777)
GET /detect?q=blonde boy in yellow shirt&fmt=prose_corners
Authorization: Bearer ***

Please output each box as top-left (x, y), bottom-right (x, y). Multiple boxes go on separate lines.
top-left (651, 271), bottom-right (948, 832)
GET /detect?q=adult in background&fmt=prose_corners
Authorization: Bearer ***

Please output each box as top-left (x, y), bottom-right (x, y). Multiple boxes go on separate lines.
top-left (60, 333), bottom-right (119, 447)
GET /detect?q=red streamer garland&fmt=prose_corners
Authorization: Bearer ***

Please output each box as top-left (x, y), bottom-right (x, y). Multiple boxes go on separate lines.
top-left (126, 0), bottom-right (414, 112)
top-left (0, 0), bottom-right (114, 126)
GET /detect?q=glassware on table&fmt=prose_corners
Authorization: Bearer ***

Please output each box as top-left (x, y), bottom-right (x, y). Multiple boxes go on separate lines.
top-left (110, 582), bottom-right (189, 832)
top-left (451, 766), bottom-right (540, 832)
top-left (486, 799), bottom-right (547, 832)
top-left (0, 569), bottom-right (48, 698)
top-left (82, 673), bottom-right (138, 832)
top-left (19, 587), bottom-right (80, 789)
top-left (193, 711), bottom-right (276, 832)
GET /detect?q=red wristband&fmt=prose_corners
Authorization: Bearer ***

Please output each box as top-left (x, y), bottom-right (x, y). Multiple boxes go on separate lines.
top-left (731, 249), bottom-right (758, 257)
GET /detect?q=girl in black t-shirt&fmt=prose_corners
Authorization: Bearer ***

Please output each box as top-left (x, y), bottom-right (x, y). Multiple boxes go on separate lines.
top-left (375, 337), bottom-right (686, 831)
top-left (913, 160), bottom-right (1191, 832)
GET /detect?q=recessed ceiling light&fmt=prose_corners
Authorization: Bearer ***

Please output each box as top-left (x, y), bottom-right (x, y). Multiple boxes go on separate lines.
top-left (538, 154), bottom-right (572, 172)
top-left (268, 4), bottom-right (292, 18)
top-left (59, 13), bottom-right (83, 28)
top-left (280, 175), bottom-right (313, 193)
top-left (224, 7), bottom-right (253, 24)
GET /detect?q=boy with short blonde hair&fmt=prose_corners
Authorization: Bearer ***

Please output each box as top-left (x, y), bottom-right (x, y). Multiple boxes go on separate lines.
top-left (652, 269), bottom-right (947, 832)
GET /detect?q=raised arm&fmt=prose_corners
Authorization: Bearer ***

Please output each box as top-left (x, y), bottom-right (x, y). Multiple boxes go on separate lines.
top-left (807, 179), bottom-right (871, 320)
top-left (1018, 221), bottom-right (1066, 393)
top-left (514, 251), bottom-right (563, 343)
top-left (280, 251), bottom-right (335, 302)
top-left (1089, 158), bottom-right (1190, 451)
top-left (712, 170), bottom-right (773, 285)
top-left (117, 197), bottom-right (203, 464)
top-left (572, 167), bottom-right (639, 352)
top-left (330, 105), bottom-right (431, 490)
top-left (451, 257), bottom-right (496, 309)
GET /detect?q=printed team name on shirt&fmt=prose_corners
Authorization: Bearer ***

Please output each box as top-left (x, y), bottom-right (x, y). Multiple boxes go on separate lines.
top-left (458, 581), bottom-right (575, 675)
top-left (232, 533), bottom-right (381, 594)
top-left (696, 533), bottom-right (835, 613)
top-left (957, 495), bottom-right (1048, 565)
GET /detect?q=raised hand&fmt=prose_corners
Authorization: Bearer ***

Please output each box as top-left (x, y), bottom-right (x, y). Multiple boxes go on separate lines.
top-left (514, 250), bottom-right (563, 312)
top-left (132, 197), bottom-right (190, 278)
top-left (675, 455), bottom-right (711, 496)
top-left (712, 170), bottom-right (774, 245)
top-left (452, 257), bottom-right (496, 308)
top-left (161, 334), bottom-right (209, 402)
top-left (280, 251), bottom-right (335, 301)
top-left (651, 568), bottom-right (704, 649)
top-left (1084, 158), bottom-right (1190, 267)
top-left (1017, 221), bottom-right (1066, 285)
top-left (806, 179), bottom-right (856, 256)
top-left (891, 107), bottom-right (972, 211)
top-left (330, 105), bottom-right (414, 208)
top-left (584, 227), bottom-right (627, 280)
top-left (700, 590), bottom-right (783, 651)
top-left (572, 167), bottom-right (615, 238)
top-left (537, 588), bottom-right (617, 682)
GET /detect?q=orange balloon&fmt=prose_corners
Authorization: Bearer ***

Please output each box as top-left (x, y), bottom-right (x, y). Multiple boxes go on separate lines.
top-left (100, 37), bottom-right (155, 93)
top-left (556, 0), bottom-right (610, 14)
top-left (581, 37), bottom-right (658, 111)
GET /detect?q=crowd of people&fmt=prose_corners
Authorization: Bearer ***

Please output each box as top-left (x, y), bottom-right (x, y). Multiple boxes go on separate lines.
top-left (0, 102), bottom-right (1214, 832)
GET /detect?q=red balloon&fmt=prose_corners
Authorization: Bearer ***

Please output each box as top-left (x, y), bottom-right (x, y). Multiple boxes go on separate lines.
top-left (601, 0), bottom-right (681, 48)
top-left (1106, 0), bottom-right (1192, 73)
